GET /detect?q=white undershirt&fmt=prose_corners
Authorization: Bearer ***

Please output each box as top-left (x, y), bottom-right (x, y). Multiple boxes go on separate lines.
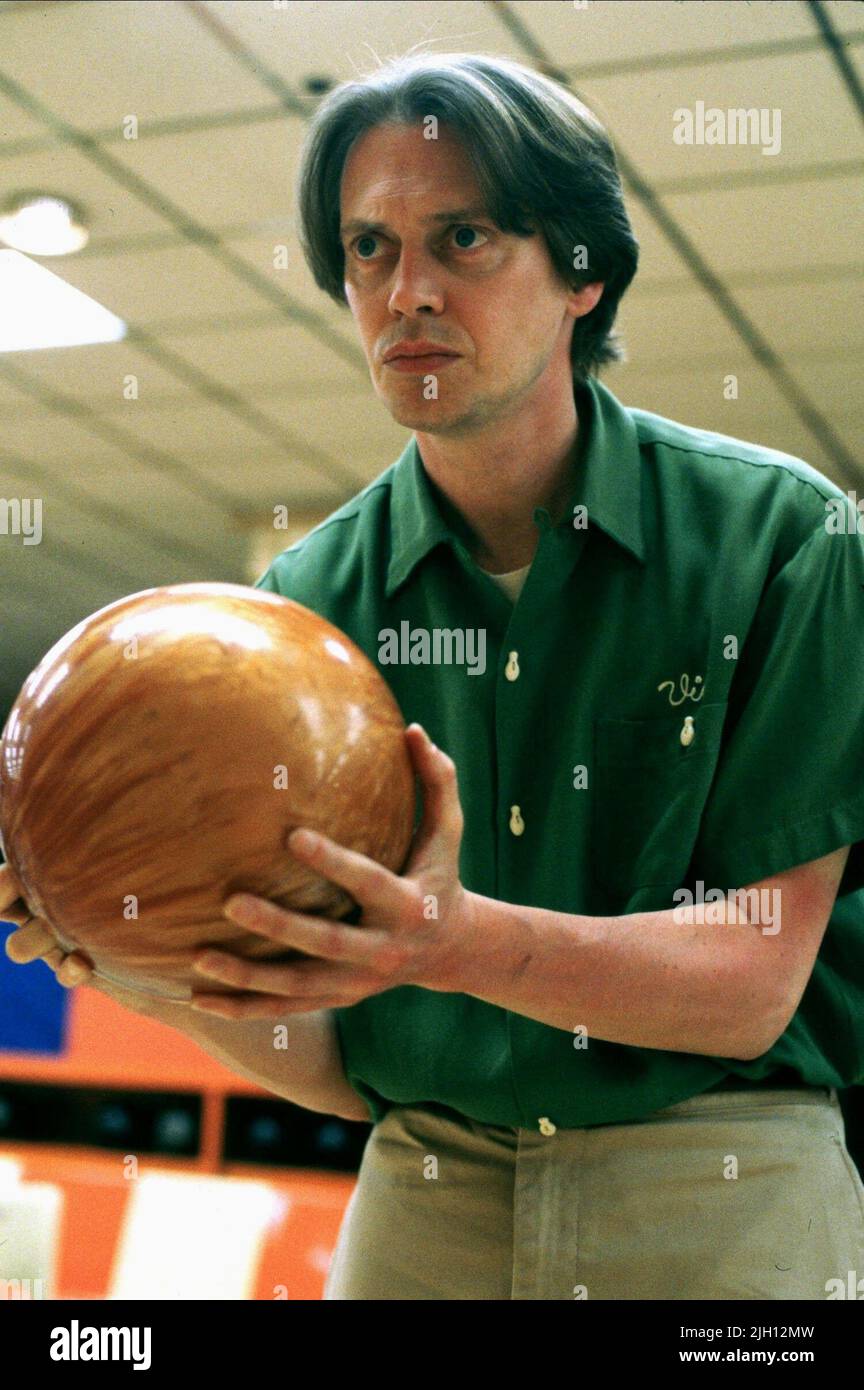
top-left (485, 562), bottom-right (532, 603)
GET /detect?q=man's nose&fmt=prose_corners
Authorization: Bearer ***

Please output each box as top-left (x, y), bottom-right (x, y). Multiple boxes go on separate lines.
top-left (387, 248), bottom-right (445, 317)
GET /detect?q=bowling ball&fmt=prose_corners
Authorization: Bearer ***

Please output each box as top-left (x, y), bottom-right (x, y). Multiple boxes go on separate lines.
top-left (0, 583), bottom-right (416, 1001)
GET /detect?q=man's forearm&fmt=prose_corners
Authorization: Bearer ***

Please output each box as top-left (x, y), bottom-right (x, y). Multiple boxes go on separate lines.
top-left (453, 894), bottom-right (786, 1060)
top-left (122, 994), bottom-right (373, 1122)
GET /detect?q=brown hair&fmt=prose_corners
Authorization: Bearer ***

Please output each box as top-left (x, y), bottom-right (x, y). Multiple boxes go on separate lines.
top-left (295, 50), bottom-right (639, 382)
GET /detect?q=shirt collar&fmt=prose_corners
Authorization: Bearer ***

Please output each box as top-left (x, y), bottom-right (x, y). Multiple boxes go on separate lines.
top-left (385, 373), bottom-right (645, 598)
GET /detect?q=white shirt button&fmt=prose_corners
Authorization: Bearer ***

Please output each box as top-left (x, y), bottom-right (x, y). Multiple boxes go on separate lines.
top-left (509, 805), bottom-right (525, 836)
top-left (538, 1116), bottom-right (557, 1135)
top-left (505, 651), bottom-right (520, 681)
top-left (680, 716), bottom-right (695, 747)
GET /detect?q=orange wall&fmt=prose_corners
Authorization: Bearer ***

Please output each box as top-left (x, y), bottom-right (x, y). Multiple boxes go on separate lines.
top-left (0, 986), bottom-right (263, 1092)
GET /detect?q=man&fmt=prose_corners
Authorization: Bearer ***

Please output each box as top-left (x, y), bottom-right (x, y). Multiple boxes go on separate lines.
top-left (4, 52), bottom-right (864, 1300)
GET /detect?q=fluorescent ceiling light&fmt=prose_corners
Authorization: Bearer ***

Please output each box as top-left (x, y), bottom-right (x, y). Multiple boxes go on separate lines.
top-left (0, 194), bottom-right (89, 255)
top-left (0, 250), bottom-right (126, 352)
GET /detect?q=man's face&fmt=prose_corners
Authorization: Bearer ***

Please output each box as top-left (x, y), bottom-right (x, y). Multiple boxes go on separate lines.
top-left (339, 122), bottom-right (598, 437)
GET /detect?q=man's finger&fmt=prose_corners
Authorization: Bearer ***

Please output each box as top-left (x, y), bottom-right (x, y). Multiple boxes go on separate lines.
top-left (284, 831), bottom-right (401, 914)
top-left (56, 954), bottom-right (92, 988)
top-left (4, 917), bottom-right (57, 963)
top-left (0, 863), bottom-right (29, 915)
top-left (1, 903), bottom-right (38, 928)
top-left (404, 725), bottom-right (464, 862)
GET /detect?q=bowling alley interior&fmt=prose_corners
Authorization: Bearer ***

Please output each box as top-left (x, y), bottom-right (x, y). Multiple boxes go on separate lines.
top-left (1, 1), bottom-right (863, 1303)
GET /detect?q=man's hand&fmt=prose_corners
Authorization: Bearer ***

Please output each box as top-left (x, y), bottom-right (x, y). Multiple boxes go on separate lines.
top-left (1, 864), bottom-right (92, 988)
top-left (1, 864), bottom-right (164, 1012)
top-left (190, 723), bottom-right (475, 1019)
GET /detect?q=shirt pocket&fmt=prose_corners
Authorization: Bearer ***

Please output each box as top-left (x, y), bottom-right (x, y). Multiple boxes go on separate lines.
top-left (591, 701), bottom-right (728, 895)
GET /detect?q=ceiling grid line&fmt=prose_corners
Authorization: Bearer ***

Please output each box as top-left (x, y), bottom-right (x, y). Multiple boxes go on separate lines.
top-left (486, 0), bottom-right (863, 489)
top-left (0, 0), bottom-right (860, 705)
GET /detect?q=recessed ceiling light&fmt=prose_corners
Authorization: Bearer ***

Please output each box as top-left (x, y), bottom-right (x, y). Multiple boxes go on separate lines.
top-left (0, 192), bottom-right (89, 256)
top-left (0, 250), bottom-right (126, 353)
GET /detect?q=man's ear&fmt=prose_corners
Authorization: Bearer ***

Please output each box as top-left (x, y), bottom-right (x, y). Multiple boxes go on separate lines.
top-left (568, 281), bottom-right (605, 319)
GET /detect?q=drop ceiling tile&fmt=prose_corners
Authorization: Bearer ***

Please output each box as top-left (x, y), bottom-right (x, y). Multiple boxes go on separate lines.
top-left (37, 507), bottom-right (193, 577)
top-left (157, 434), bottom-right (360, 498)
top-left (227, 228), bottom-right (352, 323)
top-left (510, 0), bottom-right (840, 65)
top-left (0, 411), bottom-right (144, 467)
top-left (611, 364), bottom-right (859, 487)
top-left (0, 339), bottom-right (209, 400)
top-left (180, 446), bottom-right (355, 501)
top-left (0, 417), bottom-right (249, 514)
top-left (138, 317), bottom-right (365, 390)
top-left (703, 413), bottom-right (812, 460)
top-left (611, 358), bottom-right (791, 425)
top-left (76, 476), bottom-right (254, 540)
top-left (0, 370), bottom-right (37, 408)
top-left (0, 90), bottom-right (50, 145)
top-left (122, 398), bottom-right (292, 455)
top-left (43, 242), bottom-right (275, 321)
top-left (3, 482), bottom-right (239, 576)
top-left (613, 286), bottom-right (744, 363)
top-left (828, 414), bottom-right (864, 469)
top-left (0, 141), bottom-right (172, 238)
top-left (783, 351), bottom-right (864, 404)
top-left (580, 50), bottom-right (863, 182)
top-left (0, 0), bottom-right (271, 127)
top-left (224, 464), bottom-right (354, 509)
top-left (624, 199), bottom-right (695, 283)
top-left (0, 551), bottom-right (122, 616)
top-left (184, 415), bottom-right (401, 489)
top-left (262, 388), bottom-right (409, 449)
top-left (813, 2), bottom-right (863, 37)
top-left (0, 540), bottom-right (87, 595)
top-left (662, 177), bottom-right (864, 274)
top-left (207, 0), bottom-right (510, 84)
top-left (122, 117), bottom-right (301, 226)
top-left (3, 468), bottom-right (271, 583)
top-left (742, 278), bottom-right (864, 353)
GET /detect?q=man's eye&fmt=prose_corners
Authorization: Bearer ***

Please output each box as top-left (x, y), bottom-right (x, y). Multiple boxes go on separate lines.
top-left (351, 225), bottom-right (489, 260)
top-left (354, 235), bottom-right (380, 260)
top-left (449, 225), bottom-right (488, 250)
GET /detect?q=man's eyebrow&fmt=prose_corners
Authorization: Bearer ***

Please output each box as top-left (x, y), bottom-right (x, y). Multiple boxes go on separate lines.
top-left (339, 206), bottom-right (490, 239)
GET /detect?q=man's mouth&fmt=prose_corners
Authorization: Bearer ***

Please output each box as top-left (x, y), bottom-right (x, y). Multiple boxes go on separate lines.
top-left (384, 352), bottom-right (462, 372)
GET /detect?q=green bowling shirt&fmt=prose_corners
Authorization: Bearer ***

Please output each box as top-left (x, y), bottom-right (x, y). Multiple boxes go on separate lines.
top-left (255, 374), bottom-right (864, 1129)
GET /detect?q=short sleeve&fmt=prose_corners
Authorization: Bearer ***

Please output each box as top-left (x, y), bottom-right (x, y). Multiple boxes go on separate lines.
top-left (331, 1009), bottom-right (391, 1125)
top-left (691, 518), bottom-right (864, 896)
top-left (253, 565), bottom-right (279, 593)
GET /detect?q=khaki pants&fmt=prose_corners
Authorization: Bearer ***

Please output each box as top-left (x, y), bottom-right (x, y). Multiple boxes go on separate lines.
top-left (323, 1087), bottom-right (864, 1300)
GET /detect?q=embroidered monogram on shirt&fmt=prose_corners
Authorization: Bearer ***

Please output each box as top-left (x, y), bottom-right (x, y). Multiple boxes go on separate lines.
top-left (657, 673), bottom-right (705, 706)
